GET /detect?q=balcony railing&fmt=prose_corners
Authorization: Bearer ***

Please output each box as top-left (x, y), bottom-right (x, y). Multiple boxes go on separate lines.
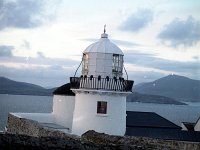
top-left (70, 76), bottom-right (134, 92)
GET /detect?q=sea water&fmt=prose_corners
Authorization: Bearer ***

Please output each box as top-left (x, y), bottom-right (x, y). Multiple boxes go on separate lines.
top-left (0, 94), bottom-right (200, 130)
top-left (0, 94), bottom-right (52, 130)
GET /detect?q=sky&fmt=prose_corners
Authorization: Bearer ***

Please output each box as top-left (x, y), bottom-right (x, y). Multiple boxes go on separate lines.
top-left (0, 0), bottom-right (200, 87)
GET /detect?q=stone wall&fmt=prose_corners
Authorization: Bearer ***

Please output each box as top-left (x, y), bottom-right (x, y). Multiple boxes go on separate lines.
top-left (6, 114), bottom-right (200, 150)
top-left (1, 130), bottom-right (200, 150)
top-left (7, 113), bottom-right (78, 139)
top-left (82, 130), bottom-right (200, 150)
top-left (7, 113), bottom-right (40, 137)
top-left (0, 133), bottom-right (146, 150)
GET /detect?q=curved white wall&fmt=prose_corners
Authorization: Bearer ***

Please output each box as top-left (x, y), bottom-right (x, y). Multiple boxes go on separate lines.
top-left (52, 95), bottom-right (75, 131)
top-left (72, 92), bottom-right (126, 136)
top-left (194, 119), bottom-right (200, 131)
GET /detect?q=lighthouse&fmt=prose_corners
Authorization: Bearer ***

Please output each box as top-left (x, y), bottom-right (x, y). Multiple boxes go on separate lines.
top-left (6, 26), bottom-right (133, 137)
top-left (70, 26), bottom-right (134, 136)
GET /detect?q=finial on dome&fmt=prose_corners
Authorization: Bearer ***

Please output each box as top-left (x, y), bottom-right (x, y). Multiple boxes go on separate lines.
top-left (101, 24), bottom-right (108, 38)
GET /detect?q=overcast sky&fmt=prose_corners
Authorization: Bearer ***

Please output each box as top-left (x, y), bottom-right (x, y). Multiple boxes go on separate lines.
top-left (0, 0), bottom-right (200, 87)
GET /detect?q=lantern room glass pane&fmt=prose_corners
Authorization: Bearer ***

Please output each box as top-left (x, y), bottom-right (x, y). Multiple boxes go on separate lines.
top-left (112, 54), bottom-right (123, 76)
top-left (82, 53), bottom-right (89, 75)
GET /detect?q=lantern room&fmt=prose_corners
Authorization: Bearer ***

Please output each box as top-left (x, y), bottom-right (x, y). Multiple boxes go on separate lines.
top-left (82, 28), bottom-right (124, 78)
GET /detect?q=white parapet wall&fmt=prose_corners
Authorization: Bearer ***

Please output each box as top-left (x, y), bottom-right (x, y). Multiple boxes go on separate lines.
top-left (72, 90), bottom-right (127, 136)
top-left (6, 113), bottom-right (73, 137)
top-left (10, 113), bottom-right (55, 123)
top-left (52, 95), bottom-right (75, 132)
top-left (194, 118), bottom-right (200, 131)
top-left (181, 123), bottom-right (188, 131)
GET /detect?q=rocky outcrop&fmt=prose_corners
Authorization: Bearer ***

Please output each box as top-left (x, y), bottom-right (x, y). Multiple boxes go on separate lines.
top-left (7, 113), bottom-right (40, 137)
top-left (1, 131), bottom-right (200, 150)
top-left (0, 132), bottom-right (145, 150)
top-left (82, 130), bottom-right (200, 150)
top-left (7, 113), bottom-right (78, 139)
top-left (5, 114), bottom-right (200, 150)
top-left (0, 133), bottom-right (96, 150)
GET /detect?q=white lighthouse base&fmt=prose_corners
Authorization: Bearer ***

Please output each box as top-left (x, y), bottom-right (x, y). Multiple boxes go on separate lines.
top-left (52, 95), bottom-right (75, 132)
top-left (72, 89), bottom-right (129, 136)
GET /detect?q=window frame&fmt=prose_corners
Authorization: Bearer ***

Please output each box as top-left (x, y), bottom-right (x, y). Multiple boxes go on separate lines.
top-left (82, 53), bottom-right (89, 74)
top-left (97, 101), bottom-right (107, 115)
top-left (112, 54), bottom-right (123, 75)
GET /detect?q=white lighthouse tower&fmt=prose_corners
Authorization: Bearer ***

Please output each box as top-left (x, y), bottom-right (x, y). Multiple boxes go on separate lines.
top-left (6, 27), bottom-right (133, 137)
top-left (70, 26), bottom-right (134, 136)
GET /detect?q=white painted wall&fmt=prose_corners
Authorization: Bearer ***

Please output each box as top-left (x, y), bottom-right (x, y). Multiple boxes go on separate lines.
top-left (72, 92), bottom-right (126, 136)
top-left (194, 119), bottom-right (200, 131)
top-left (52, 95), bottom-right (75, 131)
top-left (11, 113), bottom-right (54, 123)
top-left (181, 123), bottom-right (188, 131)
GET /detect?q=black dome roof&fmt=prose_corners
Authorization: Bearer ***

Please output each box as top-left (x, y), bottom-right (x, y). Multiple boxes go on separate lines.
top-left (53, 83), bottom-right (75, 96)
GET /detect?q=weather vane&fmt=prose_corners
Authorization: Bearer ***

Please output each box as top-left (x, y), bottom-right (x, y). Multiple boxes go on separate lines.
top-left (104, 24), bottom-right (106, 33)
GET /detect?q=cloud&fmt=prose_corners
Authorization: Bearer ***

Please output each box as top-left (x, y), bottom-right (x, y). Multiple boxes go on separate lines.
top-left (193, 56), bottom-right (199, 61)
top-left (124, 51), bottom-right (200, 79)
top-left (37, 51), bottom-right (46, 58)
top-left (112, 39), bottom-right (140, 47)
top-left (0, 56), bottom-right (80, 87)
top-left (81, 38), bottom-right (140, 47)
top-left (0, 0), bottom-right (44, 30)
top-left (158, 16), bottom-right (200, 47)
top-left (119, 9), bottom-right (153, 32)
top-left (0, 55), bottom-right (79, 67)
top-left (128, 71), bottom-right (166, 84)
top-left (21, 40), bottom-right (31, 49)
top-left (48, 65), bottom-right (63, 70)
top-left (0, 45), bottom-right (14, 57)
top-left (0, 51), bottom-right (199, 87)
top-left (0, 65), bottom-right (69, 87)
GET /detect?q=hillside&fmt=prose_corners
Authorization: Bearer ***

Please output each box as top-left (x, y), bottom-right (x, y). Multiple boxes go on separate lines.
top-left (127, 92), bottom-right (186, 105)
top-left (134, 75), bottom-right (200, 102)
top-left (0, 77), bottom-right (54, 96)
top-left (0, 75), bottom-right (197, 104)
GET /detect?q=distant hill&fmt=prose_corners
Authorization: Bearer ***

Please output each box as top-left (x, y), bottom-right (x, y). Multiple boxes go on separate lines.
top-left (0, 75), bottom-right (198, 104)
top-left (0, 77), bottom-right (54, 96)
top-left (127, 92), bottom-right (186, 105)
top-left (134, 75), bottom-right (200, 102)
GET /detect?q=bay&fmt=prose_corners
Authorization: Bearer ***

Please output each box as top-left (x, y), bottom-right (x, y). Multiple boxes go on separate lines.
top-left (127, 102), bottom-right (200, 126)
top-left (0, 94), bottom-right (52, 130)
top-left (0, 94), bottom-right (200, 131)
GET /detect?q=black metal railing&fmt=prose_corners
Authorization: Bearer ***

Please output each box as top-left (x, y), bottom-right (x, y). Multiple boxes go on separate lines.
top-left (70, 76), bottom-right (134, 92)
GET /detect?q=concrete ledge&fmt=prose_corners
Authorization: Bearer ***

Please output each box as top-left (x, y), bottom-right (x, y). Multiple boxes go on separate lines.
top-left (6, 113), bottom-right (75, 138)
top-left (10, 112), bottom-right (54, 123)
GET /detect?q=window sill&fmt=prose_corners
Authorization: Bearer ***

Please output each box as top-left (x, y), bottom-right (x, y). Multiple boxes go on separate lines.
top-left (96, 113), bottom-right (108, 117)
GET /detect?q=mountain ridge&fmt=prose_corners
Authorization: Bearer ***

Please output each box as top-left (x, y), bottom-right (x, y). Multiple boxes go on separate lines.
top-left (0, 77), bottom-right (55, 96)
top-left (134, 74), bottom-right (200, 102)
top-left (0, 76), bottom-right (190, 105)
top-left (127, 92), bottom-right (186, 105)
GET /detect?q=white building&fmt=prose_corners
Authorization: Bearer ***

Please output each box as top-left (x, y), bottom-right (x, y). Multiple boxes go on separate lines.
top-left (181, 117), bottom-right (200, 132)
top-left (194, 117), bottom-right (200, 131)
top-left (7, 28), bottom-right (134, 136)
